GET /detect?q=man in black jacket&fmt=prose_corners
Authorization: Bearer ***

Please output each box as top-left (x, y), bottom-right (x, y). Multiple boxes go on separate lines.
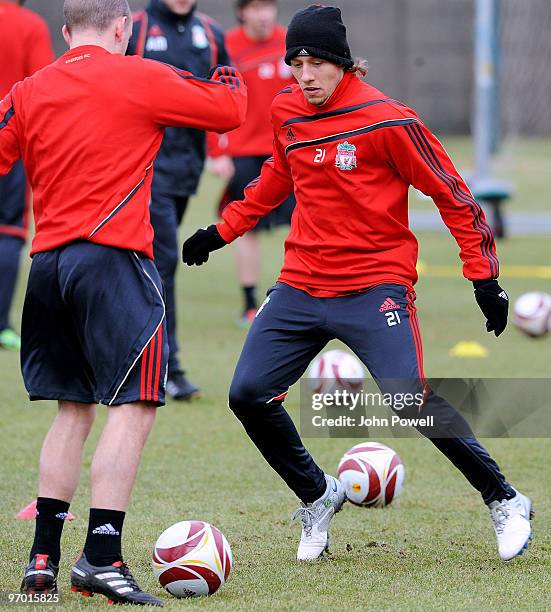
top-left (127, 0), bottom-right (230, 400)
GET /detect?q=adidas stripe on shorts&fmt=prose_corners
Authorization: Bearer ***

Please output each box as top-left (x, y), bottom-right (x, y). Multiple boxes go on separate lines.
top-left (21, 241), bottom-right (168, 406)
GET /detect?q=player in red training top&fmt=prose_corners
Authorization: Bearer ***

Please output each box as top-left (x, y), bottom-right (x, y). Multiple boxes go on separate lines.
top-left (0, 0), bottom-right (54, 351)
top-left (0, 0), bottom-right (245, 603)
top-left (208, 0), bottom-right (295, 325)
top-left (183, 5), bottom-right (532, 563)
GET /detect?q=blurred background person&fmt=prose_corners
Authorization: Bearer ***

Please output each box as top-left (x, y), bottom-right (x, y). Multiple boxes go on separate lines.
top-left (127, 0), bottom-right (230, 400)
top-left (208, 0), bottom-right (295, 327)
top-left (0, 0), bottom-right (54, 351)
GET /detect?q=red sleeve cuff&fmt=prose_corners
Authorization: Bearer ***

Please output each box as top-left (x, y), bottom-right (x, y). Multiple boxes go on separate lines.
top-left (216, 221), bottom-right (238, 243)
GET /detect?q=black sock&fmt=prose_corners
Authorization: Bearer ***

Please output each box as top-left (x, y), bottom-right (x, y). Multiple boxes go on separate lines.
top-left (83, 508), bottom-right (125, 567)
top-left (243, 285), bottom-right (257, 311)
top-left (29, 497), bottom-right (70, 566)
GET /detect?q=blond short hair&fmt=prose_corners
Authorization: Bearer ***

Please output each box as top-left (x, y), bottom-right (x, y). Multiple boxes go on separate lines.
top-left (64, 0), bottom-right (131, 33)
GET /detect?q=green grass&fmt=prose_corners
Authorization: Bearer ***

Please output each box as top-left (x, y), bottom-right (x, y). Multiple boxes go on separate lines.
top-left (412, 136), bottom-right (551, 213)
top-left (1, 163), bottom-right (550, 610)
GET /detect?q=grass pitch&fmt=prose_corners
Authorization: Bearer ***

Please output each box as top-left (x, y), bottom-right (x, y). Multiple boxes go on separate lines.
top-left (0, 138), bottom-right (550, 610)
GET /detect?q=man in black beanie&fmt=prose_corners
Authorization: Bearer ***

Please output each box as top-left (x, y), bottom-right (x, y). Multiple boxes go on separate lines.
top-left (285, 4), bottom-right (354, 69)
top-left (183, 5), bottom-right (532, 563)
top-left (284, 4), bottom-right (357, 106)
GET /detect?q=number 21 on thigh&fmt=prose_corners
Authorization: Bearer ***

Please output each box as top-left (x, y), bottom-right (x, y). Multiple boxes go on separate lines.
top-left (386, 311), bottom-right (401, 327)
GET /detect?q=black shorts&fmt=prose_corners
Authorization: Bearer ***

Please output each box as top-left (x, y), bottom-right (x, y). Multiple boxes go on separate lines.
top-left (218, 155), bottom-right (296, 232)
top-left (21, 242), bottom-right (168, 406)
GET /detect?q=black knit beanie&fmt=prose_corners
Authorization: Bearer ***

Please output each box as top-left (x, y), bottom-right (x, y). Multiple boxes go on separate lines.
top-left (285, 5), bottom-right (353, 69)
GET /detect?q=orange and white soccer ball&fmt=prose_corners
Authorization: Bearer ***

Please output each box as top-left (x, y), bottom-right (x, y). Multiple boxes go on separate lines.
top-left (337, 442), bottom-right (405, 507)
top-left (152, 521), bottom-right (232, 598)
top-left (512, 291), bottom-right (551, 337)
top-left (308, 349), bottom-right (364, 394)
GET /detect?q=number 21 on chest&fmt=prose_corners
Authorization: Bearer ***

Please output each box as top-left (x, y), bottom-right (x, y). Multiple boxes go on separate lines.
top-left (314, 148), bottom-right (326, 164)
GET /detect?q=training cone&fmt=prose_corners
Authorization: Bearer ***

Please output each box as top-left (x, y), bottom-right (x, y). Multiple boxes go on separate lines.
top-left (449, 341), bottom-right (488, 358)
top-left (16, 500), bottom-right (75, 521)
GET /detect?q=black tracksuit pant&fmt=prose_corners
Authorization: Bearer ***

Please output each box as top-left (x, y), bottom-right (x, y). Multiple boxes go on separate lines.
top-left (228, 282), bottom-right (515, 505)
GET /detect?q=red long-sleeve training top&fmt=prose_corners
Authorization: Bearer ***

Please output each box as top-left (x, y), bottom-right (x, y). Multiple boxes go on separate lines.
top-left (0, 1), bottom-right (55, 240)
top-left (0, 1), bottom-right (54, 98)
top-left (209, 25), bottom-right (293, 158)
top-left (217, 72), bottom-right (499, 296)
top-left (0, 45), bottom-right (247, 258)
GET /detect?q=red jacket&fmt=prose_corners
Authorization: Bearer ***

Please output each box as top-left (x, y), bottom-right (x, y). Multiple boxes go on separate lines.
top-left (0, 46), bottom-right (247, 258)
top-left (0, 0), bottom-right (54, 240)
top-left (217, 72), bottom-right (498, 296)
top-left (0, 1), bottom-right (54, 98)
top-left (209, 25), bottom-right (293, 158)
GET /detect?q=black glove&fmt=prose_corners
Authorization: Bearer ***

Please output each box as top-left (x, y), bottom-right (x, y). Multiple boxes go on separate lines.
top-left (182, 225), bottom-right (226, 266)
top-left (473, 279), bottom-right (509, 336)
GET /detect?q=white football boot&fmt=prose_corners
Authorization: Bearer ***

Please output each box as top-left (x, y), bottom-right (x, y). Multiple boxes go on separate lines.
top-left (292, 475), bottom-right (346, 561)
top-left (488, 490), bottom-right (533, 561)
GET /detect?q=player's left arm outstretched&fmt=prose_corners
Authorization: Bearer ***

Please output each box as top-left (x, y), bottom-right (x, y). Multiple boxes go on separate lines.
top-left (146, 62), bottom-right (247, 134)
top-left (182, 124), bottom-right (294, 266)
top-left (379, 118), bottom-right (509, 336)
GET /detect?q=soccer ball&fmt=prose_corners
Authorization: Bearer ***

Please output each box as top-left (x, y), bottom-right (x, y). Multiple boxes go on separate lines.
top-left (512, 291), bottom-right (551, 337)
top-left (337, 442), bottom-right (405, 507)
top-left (307, 349), bottom-right (364, 394)
top-left (152, 521), bottom-right (232, 598)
